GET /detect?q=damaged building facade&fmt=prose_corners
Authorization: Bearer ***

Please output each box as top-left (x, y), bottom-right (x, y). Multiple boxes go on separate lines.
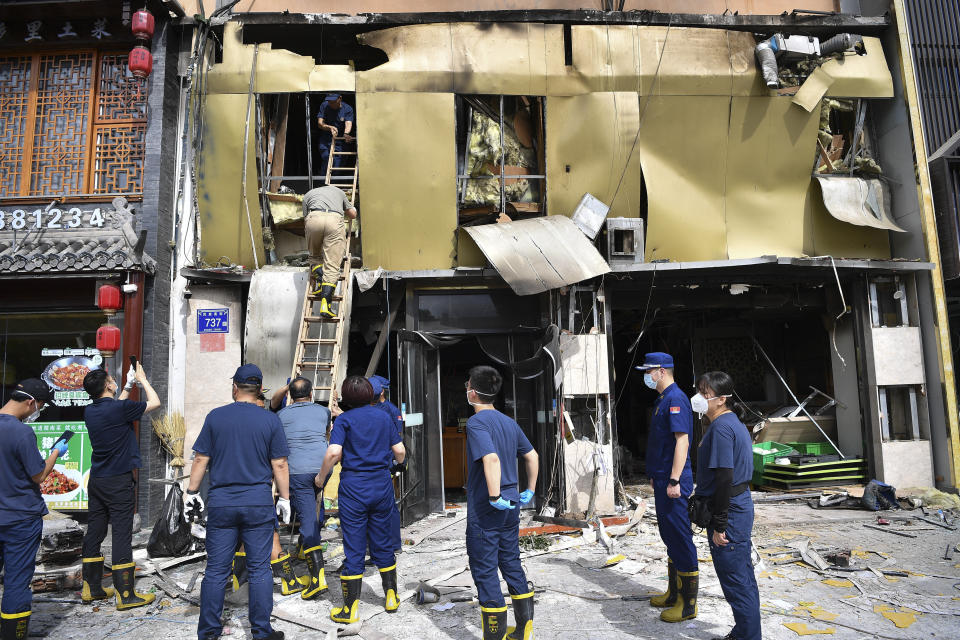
top-left (166, 0), bottom-right (960, 525)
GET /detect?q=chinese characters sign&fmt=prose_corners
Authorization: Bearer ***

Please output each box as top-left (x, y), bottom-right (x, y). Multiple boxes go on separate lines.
top-left (32, 421), bottom-right (91, 511)
top-left (197, 308), bottom-right (230, 334)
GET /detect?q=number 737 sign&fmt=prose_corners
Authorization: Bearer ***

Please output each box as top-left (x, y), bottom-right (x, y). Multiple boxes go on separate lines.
top-left (0, 207), bottom-right (107, 230)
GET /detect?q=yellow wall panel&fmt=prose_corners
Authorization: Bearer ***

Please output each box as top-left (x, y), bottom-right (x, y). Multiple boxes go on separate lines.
top-left (546, 93), bottom-right (645, 222)
top-left (196, 93), bottom-right (265, 269)
top-left (724, 97), bottom-right (820, 258)
top-left (637, 96), bottom-right (731, 261)
top-left (357, 93), bottom-right (458, 270)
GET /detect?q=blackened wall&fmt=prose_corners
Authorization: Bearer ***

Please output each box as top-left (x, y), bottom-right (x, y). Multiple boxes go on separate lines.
top-left (137, 17), bottom-right (182, 522)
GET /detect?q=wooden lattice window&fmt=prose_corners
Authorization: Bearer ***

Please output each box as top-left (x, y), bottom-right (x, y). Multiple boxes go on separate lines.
top-left (0, 51), bottom-right (147, 200)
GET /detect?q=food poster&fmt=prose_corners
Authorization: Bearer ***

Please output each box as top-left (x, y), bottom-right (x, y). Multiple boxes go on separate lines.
top-left (32, 346), bottom-right (105, 511)
top-left (32, 421), bottom-right (91, 510)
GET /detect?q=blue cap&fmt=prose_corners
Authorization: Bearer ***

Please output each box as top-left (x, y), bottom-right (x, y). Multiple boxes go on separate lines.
top-left (370, 375), bottom-right (390, 389)
top-left (232, 363), bottom-right (263, 385)
top-left (368, 377), bottom-right (384, 397)
top-left (325, 93), bottom-right (341, 101)
top-left (635, 352), bottom-right (674, 371)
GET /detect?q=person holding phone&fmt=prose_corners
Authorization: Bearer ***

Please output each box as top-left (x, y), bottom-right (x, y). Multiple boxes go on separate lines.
top-left (464, 366), bottom-right (539, 640)
top-left (0, 379), bottom-right (67, 640)
top-left (80, 362), bottom-right (161, 610)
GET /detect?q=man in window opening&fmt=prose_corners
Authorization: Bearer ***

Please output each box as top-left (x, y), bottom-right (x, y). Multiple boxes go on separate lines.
top-left (0, 379), bottom-right (67, 640)
top-left (80, 363), bottom-right (161, 611)
top-left (464, 366), bottom-right (539, 640)
top-left (316, 93), bottom-right (354, 179)
top-left (636, 352), bottom-right (699, 623)
top-left (301, 184), bottom-right (357, 319)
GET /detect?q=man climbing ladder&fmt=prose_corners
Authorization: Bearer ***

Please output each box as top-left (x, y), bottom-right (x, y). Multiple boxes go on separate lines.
top-left (301, 184), bottom-right (357, 319)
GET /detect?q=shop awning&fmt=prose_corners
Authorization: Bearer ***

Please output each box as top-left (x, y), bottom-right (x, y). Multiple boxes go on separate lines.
top-left (463, 215), bottom-right (611, 296)
top-left (815, 176), bottom-right (907, 232)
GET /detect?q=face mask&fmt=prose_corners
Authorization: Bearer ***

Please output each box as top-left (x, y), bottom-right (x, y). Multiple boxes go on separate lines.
top-left (25, 408), bottom-right (42, 423)
top-left (466, 391), bottom-right (479, 407)
top-left (690, 393), bottom-right (709, 414)
top-left (643, 373), bottom-right (657, 390)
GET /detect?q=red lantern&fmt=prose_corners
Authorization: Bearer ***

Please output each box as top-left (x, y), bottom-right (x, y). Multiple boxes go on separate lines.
top-left (131, 9), bottom-right (155, 41)
top-left (96, 284), bottom-right (123, 317)
top-left (128, 46), bottom-right (152, 79)
top-left (96, 324), bottom-right (122, 357)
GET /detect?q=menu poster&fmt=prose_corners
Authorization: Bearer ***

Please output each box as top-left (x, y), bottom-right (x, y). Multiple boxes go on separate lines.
top-left (40, 347), bottom-right (103, 409)
top-left (32, 421), bottom-right (91, 511)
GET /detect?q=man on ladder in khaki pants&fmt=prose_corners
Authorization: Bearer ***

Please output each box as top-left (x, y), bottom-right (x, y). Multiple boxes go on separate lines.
top-left (302, 185), bottom-right (357, 318)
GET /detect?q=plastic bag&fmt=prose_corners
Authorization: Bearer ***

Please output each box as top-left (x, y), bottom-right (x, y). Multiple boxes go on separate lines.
top-left (147, 484), bottom-right (193, 557)
top-left (861, 479), bottom-right (900, 511)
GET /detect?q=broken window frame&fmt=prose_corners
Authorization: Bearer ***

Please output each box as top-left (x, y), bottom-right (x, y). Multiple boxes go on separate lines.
top-left (814, 98), bottom-right (881, 178)
top-left (456, 94), bottom-right (546, 224)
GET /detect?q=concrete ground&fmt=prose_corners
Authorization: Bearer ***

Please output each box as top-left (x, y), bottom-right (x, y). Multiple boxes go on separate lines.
top-left (14, 497), bottom-right (960, 640)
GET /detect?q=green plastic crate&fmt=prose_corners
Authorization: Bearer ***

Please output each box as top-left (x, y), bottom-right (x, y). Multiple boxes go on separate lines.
top-left (785, 442), bottom-right (839, 456)
top-left (751, 442), bottom-right (795, 485)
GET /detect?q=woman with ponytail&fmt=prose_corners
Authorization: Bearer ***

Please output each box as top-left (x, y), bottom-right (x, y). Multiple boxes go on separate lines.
top-left (691, 371), bottom-right (761, 640)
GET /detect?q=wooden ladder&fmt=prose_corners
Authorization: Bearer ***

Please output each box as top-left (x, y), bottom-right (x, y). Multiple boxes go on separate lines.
top-left (290, 255), bottom-right (353, 410)
top-left (325, 136), bottom-right (358, 206)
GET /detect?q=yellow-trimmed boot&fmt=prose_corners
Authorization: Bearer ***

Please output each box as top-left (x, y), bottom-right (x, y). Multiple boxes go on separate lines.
top-left (271, 554), bottom-right (304, 595)
top-left (649, 559), bottom-right (677, 608)
top-left (0, 611), bottom-right (31, 640)
top-left (330, 574), bottom-right (362, 623)
top-left (660, 570), bottom-right (698, 622)
top-left (81, 557), bottom-right (115, 602)
top-left (230, 552), bottom-right (248, 592)
top-left (379, 564), bottom-right (399, 613)
top-left (318, 283), bottom-right (337, 319)
top-left (480, 605), bottom-right (508, 640)
top-left (113, 562), bottom-right (155, 610)
top-left (301, 545), bottom-right (329, 600)
top-left (310, 265), bottom-right (324, 296)
top-left (505, 591), bottom-right (534, 639)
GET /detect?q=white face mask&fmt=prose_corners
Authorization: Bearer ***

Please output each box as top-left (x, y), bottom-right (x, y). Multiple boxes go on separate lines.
top-left (21, 394), bottom-right (43, 423)
top-left (690, 393), bottom-right (709, 414)
top-left (466, 391), bottom-right (479, 407)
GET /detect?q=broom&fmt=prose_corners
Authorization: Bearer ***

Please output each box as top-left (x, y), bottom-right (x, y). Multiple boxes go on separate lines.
top-left (152, 412), bottom-right (186, 468)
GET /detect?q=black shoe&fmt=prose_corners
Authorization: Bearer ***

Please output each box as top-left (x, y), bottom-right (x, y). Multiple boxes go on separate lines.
top-left (713, 632), bottom-right (736, 640)
top-left (254, 632), bottom-right (284, 640)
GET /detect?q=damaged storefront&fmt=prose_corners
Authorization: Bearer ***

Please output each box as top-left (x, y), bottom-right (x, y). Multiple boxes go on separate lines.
top-left (170, 4), bottom-right (958, 530)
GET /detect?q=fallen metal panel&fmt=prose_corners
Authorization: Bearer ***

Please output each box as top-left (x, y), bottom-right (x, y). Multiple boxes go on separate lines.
top-left (822, 37), bottom-right (894, 99)
top-left (872, 327), bottom-right (924, 386)
top-left (357, 92), bottom-right (458, 270)
top-left (815, 176), bottom-right (906, 232)
top-left (792, 66), bottom-right (835, 112)
top-left (464, 216), bottom-right (610, 296)
top-left (804, 181), bottom-right (891, 258)
top-left (244, 266), bottom-right (310, 395)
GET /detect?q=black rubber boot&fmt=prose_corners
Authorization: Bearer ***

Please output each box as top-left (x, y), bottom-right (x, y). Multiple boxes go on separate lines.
top-left (379, 564), bottom-right (399, 613)
top-left (231, 551), bottom-right (248, 592)
top-left (649, 558), bottom-right (677, 608)
top-left (330, 574), bottom-right (363, 623)
top-left (310, 264), bottom-right (323, 296)
top-left (113, 562), bottom-right (155, 610)
top-left (318, 283), bottom-right (337, 319)
top-left (253, 631), bottom-right (285, 640)
top-left (0, 611), bottom-right (30, 640)
top-left (301, 546), bottom-right (329, 600)
top-left (660, 570), bottom-right (698, 622)
top-left (505, 590), bottom-right (534, 639)
top-left (480, 604), bottom-right (508, 640)
top-left (271, 554), bottom-right (304, 595)
top-left (81, 557), bottom-right (115, 602)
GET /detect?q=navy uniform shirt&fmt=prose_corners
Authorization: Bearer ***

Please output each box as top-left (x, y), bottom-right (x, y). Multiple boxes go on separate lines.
top-left (0, 414), bottom-right (47, 525)
top-left (193, 402), bottom-right (290, 508)
top-left (277, 401), bottom-right (330, 475)
top-left (646, 382), bottom-right (693, 481)
top-left (330, 405), bottom-right (401, 474)
top-left (85, 397), bottom-right (146, 478)
top-left (465, 409), bottom-right (533, 527)
top-left (317, 100), bottom-right (355, 145)
top-left (374, 400), bottom-right (403, 437)
top-left (695, 412), bottom-right (754, 496)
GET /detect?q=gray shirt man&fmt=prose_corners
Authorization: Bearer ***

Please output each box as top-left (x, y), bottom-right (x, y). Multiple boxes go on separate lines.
top-left (302, 185), bottom-right (353, 218)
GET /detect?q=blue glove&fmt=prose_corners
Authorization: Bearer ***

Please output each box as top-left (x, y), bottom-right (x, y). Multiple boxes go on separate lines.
top-left (53, 440), bottom-right (69, 457)
top-left (519, 490), bottom-right (534, 506)
top-left (489, 496), bottom-right (515, 511)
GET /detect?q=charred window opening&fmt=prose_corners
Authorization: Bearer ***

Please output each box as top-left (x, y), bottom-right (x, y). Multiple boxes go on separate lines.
top-left (815, 99), bottom-right (881, 177)
top-left (241, 24), bottom-right (389, 71)
top-left (456, 95), bottom-right (546, 227)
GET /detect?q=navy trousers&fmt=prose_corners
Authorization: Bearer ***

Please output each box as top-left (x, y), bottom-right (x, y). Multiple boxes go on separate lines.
top-left (339, 471), bottom-right (395, 576)
top-left (0, 518), bottom-right (42, 615)
top-left (390, 498), bottom-right (402, 551)
top-left (465, 510), bottom-right (528, 607)
top-left (198, 505), bottom-right (276, 640)
top-left (317, 139), bottom-right (343, 180)
top-left (290, 473), bottom-right (324, 549)
top-left (708, 492), bottom-right (761, 640)
top-left (652, 476), bottom-right (698, 573)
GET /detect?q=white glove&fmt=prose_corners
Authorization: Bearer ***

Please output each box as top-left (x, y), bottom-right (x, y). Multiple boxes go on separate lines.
top-left (276, 497), bottom-right (292, 525)
top-left (184, 491), bottom-right (205, 522)
top-left (124, 365), bottom-right (137, 390)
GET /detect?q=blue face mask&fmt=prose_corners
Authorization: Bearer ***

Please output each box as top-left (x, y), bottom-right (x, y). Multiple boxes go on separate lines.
top-left (643, 373), bottom-right (657, 390)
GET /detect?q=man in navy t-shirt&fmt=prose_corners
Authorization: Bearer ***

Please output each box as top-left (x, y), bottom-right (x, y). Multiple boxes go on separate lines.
top-left (464, 366), bottom-right (539, 640)
top-left (186, 364), bottom-right (291, 640)
top-left (80, 363), bottom-right (161, 610)
top-left (316, 93), bottom-right (355, 178)
top-left (0, 379), bottom-right (66, 640)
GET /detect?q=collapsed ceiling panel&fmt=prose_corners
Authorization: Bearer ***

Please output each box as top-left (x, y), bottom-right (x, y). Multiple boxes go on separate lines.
top-left (464, 216), bottom-right (610, 296)
top-left (815, 176), bottom-right (907, 232)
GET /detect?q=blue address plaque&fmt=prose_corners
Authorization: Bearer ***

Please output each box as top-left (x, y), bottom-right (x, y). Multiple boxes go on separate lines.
top-left (197, 308), bottom-right (230, 334)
